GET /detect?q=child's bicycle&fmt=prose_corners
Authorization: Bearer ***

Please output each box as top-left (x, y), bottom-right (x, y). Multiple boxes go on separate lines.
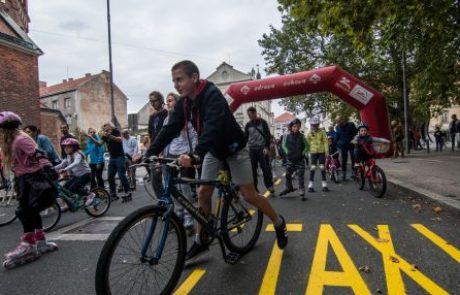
top-left (352, 156), bottom-right (387, 198)
top-left (45, 177), bottom-right (111, 232)
top-left (95, 157), bottom-right (263, 295)
top-left (326, 151), bottom-right (341, 183)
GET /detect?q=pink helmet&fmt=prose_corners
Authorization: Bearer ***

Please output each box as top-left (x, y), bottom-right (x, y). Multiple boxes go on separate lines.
top-left (62, 138), bottom-right (80, 148)
top-left (0, 111), bottom-right (22, 129)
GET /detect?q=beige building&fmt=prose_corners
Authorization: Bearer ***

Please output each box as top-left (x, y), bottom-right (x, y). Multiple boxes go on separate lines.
top-left (207, 62), bottom-right (274, 132)
top-left (430, 105), bottom-right (460, 132)
top-left (39, 71), bottom-right (128, 132)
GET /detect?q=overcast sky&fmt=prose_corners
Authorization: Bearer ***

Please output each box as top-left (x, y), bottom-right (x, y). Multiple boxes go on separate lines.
top-left (29, 0), bottom-right (286, 115)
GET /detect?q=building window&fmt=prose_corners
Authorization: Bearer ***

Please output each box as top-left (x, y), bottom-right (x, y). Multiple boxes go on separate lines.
top-left (52, 100), bottom-right (58, 109)
top-left (65, 115), bottom-right (72, 124)
top-left (222, 71), bottom-right (228, 80)
top-left (64, 98), bottom-right (71, 108)
top-left (441, 110), bottom-right (449, 123)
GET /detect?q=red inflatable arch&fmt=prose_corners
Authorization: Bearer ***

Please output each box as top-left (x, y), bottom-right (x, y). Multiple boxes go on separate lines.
top-left (225, 65), bottom-right (391, 141)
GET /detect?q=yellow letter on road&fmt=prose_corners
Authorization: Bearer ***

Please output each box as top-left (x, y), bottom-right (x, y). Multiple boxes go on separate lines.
top-left (306, 224), bottom-right (371, 295)
top-left (349, 225), bottom-right (449, 295)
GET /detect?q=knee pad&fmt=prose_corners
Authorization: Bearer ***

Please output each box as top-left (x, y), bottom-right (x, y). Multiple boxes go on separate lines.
top-left (319, 164), bottom-right (325, 171)
top-left (310, 165), bottom-right (317, 171)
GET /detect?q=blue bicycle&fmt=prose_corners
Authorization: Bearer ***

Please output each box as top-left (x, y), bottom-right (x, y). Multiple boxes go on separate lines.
top-left (95, 157), bottom-right (263, 294)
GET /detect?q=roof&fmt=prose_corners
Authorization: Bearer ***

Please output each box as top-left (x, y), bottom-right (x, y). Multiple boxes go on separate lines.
top-left (39, 74), bottom-right (96, 97)
top-left (0, 10), bottom-right (42, 55)
top-left (274, 112), bottom-right (296, 123)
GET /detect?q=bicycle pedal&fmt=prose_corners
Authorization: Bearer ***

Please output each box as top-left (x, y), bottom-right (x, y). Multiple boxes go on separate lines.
top-left (224, 252), bottom-right (241, 265)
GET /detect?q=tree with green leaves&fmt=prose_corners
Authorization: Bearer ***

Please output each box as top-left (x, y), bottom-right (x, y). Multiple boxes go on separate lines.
top-left (259, 0), bottom-right (460, 125)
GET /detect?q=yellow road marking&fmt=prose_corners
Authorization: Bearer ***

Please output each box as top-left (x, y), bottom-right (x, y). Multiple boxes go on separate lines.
top-left (259, 222), bottom-right (302, 294)
top-left (259, 242), bottom-right (284, 294)
top-left (274, 178), bottom-right (282, 186)
top-left (265, 223), bottom-right (303, 232)
top-left (349, 225), bottom-right (449, 295)
top-left (231, 210), bottom-right (256, 232)
top-left (173, 268), bottom-right (206, 295)
top-left (306, 224), bottom-right (371, 295)
top-left (411, 224), bottom-right (460, 263)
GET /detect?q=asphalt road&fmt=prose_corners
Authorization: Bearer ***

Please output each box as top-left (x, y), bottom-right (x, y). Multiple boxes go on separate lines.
top-left (0, 167), bottom-right (459, 295)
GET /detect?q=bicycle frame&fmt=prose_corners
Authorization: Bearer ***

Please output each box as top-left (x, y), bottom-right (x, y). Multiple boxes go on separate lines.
top-left (138, 161), bottom-right (243, 264)
top-left (356, 158), bottom-right (377, 182)
top-left (54, 180), bottom-right (86, 210)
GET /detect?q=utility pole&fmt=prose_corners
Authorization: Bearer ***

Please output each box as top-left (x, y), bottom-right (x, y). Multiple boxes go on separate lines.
top-left (106, 0), bottom-right (119, 128)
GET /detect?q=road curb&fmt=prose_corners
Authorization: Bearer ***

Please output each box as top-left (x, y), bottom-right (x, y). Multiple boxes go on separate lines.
top-left (387, 177), bottom-right (460, 212)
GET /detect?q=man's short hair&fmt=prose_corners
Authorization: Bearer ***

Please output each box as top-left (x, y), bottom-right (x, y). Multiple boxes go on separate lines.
top-left (247, 106), bottom-right (257, 113)
top-left (24, 125), bottom-right (39, 132)
top-left (171, 60), bottom-right (200, 78)
top-left (149, 91), bottom-right (164, 103)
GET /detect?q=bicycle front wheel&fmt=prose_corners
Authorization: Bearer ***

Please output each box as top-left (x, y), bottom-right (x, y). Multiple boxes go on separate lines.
top-left (0, 184), bottom-right (18, 226)
top-left (221, 189), bottom-right (263, 254)
top-left (353, 166), bottom-right (365, 190)
top-left (85, 188), bottom-right (111, 217)
top-left (95, 205), bottom-right (186, 295)
top-left (369, 165), bottom-right (387, 198)
top-left (41, 201), bottom-right (61, 232)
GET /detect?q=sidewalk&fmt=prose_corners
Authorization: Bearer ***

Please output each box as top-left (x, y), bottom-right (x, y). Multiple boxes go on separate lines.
top-left (379, 149), bottom-right (460, 211)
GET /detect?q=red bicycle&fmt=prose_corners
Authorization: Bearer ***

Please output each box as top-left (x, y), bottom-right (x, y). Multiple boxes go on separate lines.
top-left (352, 140), bottom-right (388, 198)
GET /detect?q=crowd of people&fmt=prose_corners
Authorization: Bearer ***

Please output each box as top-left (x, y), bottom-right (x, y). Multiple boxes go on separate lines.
top-left (3, 58), bottom-right (442, 269)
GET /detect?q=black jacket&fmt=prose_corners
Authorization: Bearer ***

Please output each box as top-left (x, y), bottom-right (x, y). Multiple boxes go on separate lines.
top-left (146, 80), bottom-right (246, 160)
top-left (148, 109), bottom-right (168, 142)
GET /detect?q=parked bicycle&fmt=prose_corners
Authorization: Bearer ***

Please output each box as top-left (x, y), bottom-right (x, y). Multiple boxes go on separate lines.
top-left (95, 157), bottom-right (263, 294)
top-left (326, 150), bottom-right (340, 183)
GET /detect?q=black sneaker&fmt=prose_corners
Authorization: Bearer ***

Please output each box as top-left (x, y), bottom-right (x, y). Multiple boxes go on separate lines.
top-left (121, 192), bottom-right (132, 203)
top-left (279, 188), bottom-right (294, 196)
top-left (322, 187), bottom-right (329, 192)
top-left (110, 194), bottom-right (119, 201)
top-left (274, 215), bottom-right (288, 249)
top-left (308, 187), bottom-right (315, 193)
top-left (185, 242), bottom-right (209, 260)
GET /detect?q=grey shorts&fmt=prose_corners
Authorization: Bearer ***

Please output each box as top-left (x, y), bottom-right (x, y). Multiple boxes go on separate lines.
top-left (201, 148), bottom-right (252, 185)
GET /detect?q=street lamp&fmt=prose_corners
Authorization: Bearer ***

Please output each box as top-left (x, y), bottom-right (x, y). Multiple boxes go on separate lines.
top-left (106, 0), bottom-right (120, 128)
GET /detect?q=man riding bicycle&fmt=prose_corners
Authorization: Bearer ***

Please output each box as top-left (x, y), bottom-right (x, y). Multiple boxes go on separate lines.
top-left (146, 60), bottom-right (288, 260)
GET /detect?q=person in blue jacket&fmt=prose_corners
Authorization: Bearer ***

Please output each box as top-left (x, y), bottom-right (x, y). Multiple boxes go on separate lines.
top-left (84, 128), bottom-right (106, 189)
top-left (23, 125), bottom-right (61, 166)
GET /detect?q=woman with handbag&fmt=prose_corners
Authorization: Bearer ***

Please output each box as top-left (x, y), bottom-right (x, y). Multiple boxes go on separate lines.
top-left (0, 111), bottom-right (58, 269)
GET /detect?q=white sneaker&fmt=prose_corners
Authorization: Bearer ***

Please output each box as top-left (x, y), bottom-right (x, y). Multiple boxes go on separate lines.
top-left (85, 193), bottom-right (96, 206)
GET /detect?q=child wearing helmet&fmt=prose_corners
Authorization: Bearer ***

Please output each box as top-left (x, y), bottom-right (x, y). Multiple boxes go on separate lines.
top-left (54, 138), bottom-right (94, 207)
top-left (279, 118), bottom-right (309, 199)
top-left (0, 111), bottom-right (58, 269)
top-left (352, 122), bottom-right (375, 163)
top-left (306, 117), bottom-right (329, 193)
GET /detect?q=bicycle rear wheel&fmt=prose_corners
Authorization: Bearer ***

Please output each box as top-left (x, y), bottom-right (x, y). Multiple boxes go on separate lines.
top-left (95, 205), bottom-right (186, 295)
top-left (85, 188), bottom-right (111, 217)
top-left (41, 201), bottom-right (61, 232)
top-left (221, 189), bottom-right (263, 254)
top-left (0, 184), bottom-right (17, 226)
top-left (368, 165), bottom-right (387, 198)
top-left (353, 166), bottom-right (365, 190)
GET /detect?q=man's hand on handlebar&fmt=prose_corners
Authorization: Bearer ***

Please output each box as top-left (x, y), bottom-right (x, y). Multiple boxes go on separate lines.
top-left (178, 154), bottom-right (192, 168)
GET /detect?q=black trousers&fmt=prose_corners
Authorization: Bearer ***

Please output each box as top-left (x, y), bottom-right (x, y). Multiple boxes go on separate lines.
top-left (64, 173), bottom-right (91, 196)
top-left (340, 143), bottom-right (355, 175)
top-left (249, 148), bottom-right (274, 191)
top-left (90, 163), bottom-right (105, 189)
top-left (16, 175), bottom-right (42, 233)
